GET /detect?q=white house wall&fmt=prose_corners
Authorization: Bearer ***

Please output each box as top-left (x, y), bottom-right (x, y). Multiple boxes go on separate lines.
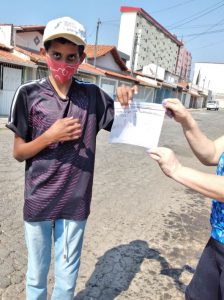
top-left (0, 90), bottom-right (15, 115)
top-left (96, 53), bottom-right (122, 72)
top-left (16, 31), bottom-right (43, 51)
top-left (3, 67), bottom-right (21, 90)
top-left (0, 67), bottom-right (22, 115)
top-left (0, 25), bottom-right (12, 47)
top-left (117, 12), bottom-right (137, 69)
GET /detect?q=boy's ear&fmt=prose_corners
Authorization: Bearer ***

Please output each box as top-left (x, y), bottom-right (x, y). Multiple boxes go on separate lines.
top-left (40, 47), bottom-right (46, 56)
top-left (79, 52), bottom-right (86, 64)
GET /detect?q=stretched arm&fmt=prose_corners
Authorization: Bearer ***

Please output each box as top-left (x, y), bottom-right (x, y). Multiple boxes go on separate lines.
top-left (14, 117), bottom-right (81, 162)
top-left (149, 147), bottom-right (224, 202)
top-left (163, 98), bottom-right (224, 165)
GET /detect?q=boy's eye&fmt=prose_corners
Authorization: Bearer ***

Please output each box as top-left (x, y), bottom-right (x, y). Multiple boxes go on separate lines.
top-left (52, 52), bottom-right (61, 60)
top-left (67, 54), bottom-right (79, 63)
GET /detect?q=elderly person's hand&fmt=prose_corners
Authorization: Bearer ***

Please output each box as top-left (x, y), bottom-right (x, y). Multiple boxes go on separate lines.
top-left (149, 147), bottom-right (182, 178)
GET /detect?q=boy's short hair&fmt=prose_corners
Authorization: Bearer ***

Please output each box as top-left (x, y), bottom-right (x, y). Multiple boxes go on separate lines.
top-left (44, 37), bottom-right (85, 57)
top-left (43, 16), bottom-right (86, 47)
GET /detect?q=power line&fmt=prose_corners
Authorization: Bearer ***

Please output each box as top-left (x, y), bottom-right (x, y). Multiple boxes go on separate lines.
top-left (167, 0), bottom-right (224, 30)
top-left (151, 0), bottom-right (196, 14)
top-left (190, 38), bottom-right (224, 51)
top-left (185, 15), bottom-right (224, 42)
top-left (171, 22), bottom-right (224, 29)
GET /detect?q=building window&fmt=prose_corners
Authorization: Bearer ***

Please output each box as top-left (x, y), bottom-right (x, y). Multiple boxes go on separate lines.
top-left (37, 67), bottom-right (48, 79)
top-left (101, 77), bottom-right (117, 99)
top-left (22, 67), bottom-right (33, 83)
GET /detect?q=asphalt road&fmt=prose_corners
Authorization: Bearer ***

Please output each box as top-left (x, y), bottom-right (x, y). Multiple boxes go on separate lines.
top-left (0, 109), bottom-right (223, 300)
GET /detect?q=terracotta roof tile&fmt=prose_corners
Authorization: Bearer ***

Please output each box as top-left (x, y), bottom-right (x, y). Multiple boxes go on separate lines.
top-left (0, 49), bottom-right (36, 66)
top-left (85, 45), bottom-right (127, 71)
top-left (15, 47), bottom-right (46, 63)
top-left (79, 63), bottom-right (138, 82)
top-left (85, 45), bottom-right (114, 58)
top-left (79, 63), bottom-right (105, 75)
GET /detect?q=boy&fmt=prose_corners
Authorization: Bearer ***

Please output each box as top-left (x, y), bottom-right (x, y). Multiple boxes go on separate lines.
top-left (6, 16), bottom-right (135, 300)
top-left (150, 98), bottom-right (224, 300)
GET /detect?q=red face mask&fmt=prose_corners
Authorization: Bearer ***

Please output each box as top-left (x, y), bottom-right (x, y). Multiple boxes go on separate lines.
top-left (46, 56), bottom-right (80, 84)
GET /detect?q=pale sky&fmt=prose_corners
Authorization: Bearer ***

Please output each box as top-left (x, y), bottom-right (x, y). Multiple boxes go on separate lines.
top-left (1, 0), bottom-right (224, 64)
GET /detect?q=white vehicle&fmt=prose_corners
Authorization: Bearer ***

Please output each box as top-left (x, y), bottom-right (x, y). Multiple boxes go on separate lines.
top-left (206, 101), bottom-right (219, 110)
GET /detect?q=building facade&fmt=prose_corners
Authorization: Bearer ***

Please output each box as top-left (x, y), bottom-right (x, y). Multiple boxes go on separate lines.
top-left (117, 6), bottom-right (191, 82)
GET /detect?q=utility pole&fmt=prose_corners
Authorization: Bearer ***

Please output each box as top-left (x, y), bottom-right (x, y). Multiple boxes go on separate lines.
top-left (94, 18), bottom-right (101, 67)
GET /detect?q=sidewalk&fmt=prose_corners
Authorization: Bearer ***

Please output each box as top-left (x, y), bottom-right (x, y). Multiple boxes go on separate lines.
top-left (0, 117), bottom-right (7, 129)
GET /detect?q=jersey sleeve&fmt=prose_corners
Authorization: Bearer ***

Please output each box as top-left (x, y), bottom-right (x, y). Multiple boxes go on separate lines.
top-left (96, 86), bottom-right (114, 132)
top-left (6, 86), bottom-right (29, 141)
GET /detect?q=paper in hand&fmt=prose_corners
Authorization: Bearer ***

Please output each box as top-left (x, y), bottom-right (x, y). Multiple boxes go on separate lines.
top-left (109, 102), bottom-right (165, 149)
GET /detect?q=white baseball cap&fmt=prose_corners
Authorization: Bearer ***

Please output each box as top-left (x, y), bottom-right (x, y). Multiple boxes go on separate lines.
top-left (43, 16), bottom-right (86, 46)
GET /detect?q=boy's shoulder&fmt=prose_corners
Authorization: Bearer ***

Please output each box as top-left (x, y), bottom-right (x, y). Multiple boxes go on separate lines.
top-left (16, 78), bottom-right (49, 94)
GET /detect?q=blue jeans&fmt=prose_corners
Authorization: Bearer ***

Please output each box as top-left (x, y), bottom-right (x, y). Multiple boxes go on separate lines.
top-left (24, 219), bottom-right (86, 300)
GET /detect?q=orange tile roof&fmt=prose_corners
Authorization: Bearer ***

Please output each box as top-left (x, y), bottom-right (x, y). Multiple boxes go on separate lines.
top-left (0, 49), bottom-right (35, 66)
top-left (79, 63), bottom-right (105, 75)
top-left (79, 63), bottom-right (138, 82)
top-left (15, 47), bottom-right (46, 63)
top-left (85, 45), bottom-right (114, 57)
top-left (85, 45), bottom-right (128, 71)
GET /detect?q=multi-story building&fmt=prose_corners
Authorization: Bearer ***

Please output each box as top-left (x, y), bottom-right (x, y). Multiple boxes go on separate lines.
top-left (118, 6), bottom-right (191, 81)
top-left (176, 46), bottom-right (192, 81)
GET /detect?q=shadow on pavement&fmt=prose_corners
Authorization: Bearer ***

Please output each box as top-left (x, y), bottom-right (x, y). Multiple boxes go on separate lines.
top-left (75, 240), bottom-right (194, 300)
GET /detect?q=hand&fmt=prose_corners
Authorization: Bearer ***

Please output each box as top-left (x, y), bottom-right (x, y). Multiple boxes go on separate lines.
top-left (149, 147), bottom-right (182, 178)
top-left (44, 117), bottom-right (82, 144)
top-left (162, 98), bottom-right (189, 123)
top-left (116, 84), bottom-right (138, 107)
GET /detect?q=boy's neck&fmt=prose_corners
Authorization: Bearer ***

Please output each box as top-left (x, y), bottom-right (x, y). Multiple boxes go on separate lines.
top-left (49, 75), bottom-right (72, 100)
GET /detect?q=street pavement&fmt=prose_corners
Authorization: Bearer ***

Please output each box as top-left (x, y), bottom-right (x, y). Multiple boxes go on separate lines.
top-left (0, 110), bottom-right (223, 300)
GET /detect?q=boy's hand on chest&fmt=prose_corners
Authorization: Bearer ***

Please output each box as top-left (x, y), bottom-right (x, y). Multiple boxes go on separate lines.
top-left (43, 117), bottom-right (82, 145)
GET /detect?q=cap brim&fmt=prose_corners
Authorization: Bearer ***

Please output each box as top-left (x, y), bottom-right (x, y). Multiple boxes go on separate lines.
top-left (43, 33), bottom-right (86, 46)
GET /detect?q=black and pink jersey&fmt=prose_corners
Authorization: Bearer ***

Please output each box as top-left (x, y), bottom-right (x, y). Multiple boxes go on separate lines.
top-left (7, 78), bottom-right (114, 221)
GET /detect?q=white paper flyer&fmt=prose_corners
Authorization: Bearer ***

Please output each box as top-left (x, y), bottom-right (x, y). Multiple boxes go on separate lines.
top-left (109, 102), bottom-right (165, 149)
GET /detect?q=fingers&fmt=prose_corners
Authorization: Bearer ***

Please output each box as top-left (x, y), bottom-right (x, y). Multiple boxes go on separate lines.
top-left (116, 85), bottom-right (130, 107)
top-left (162, 98), bottom-right (185, 119)
top-left (149, 153), bottom-right (161, 161)
top-left (57, 117), bottom-right (82, 141)
top-left (148, 147), bottom-right (172, 161)
top-left (66, 122), bottom-right (82, 140)
top-left (116, 84), bottom-right (138, 107)
top-left (162, 98), bottom-right (179, 105)
top-left (64, 117), bottom-right (80, 125)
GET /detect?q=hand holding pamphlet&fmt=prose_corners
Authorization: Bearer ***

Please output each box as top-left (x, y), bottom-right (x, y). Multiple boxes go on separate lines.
top-left (109, 102), bottom-right (165, 149)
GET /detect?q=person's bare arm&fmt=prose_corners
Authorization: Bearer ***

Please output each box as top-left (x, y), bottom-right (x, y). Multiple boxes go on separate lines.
top-left (163, 98), bottom-right (224, 165)
top-left (150, 147), bottom-right (224, 202)
top-left (14, 117), bottom-right (81, 162)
